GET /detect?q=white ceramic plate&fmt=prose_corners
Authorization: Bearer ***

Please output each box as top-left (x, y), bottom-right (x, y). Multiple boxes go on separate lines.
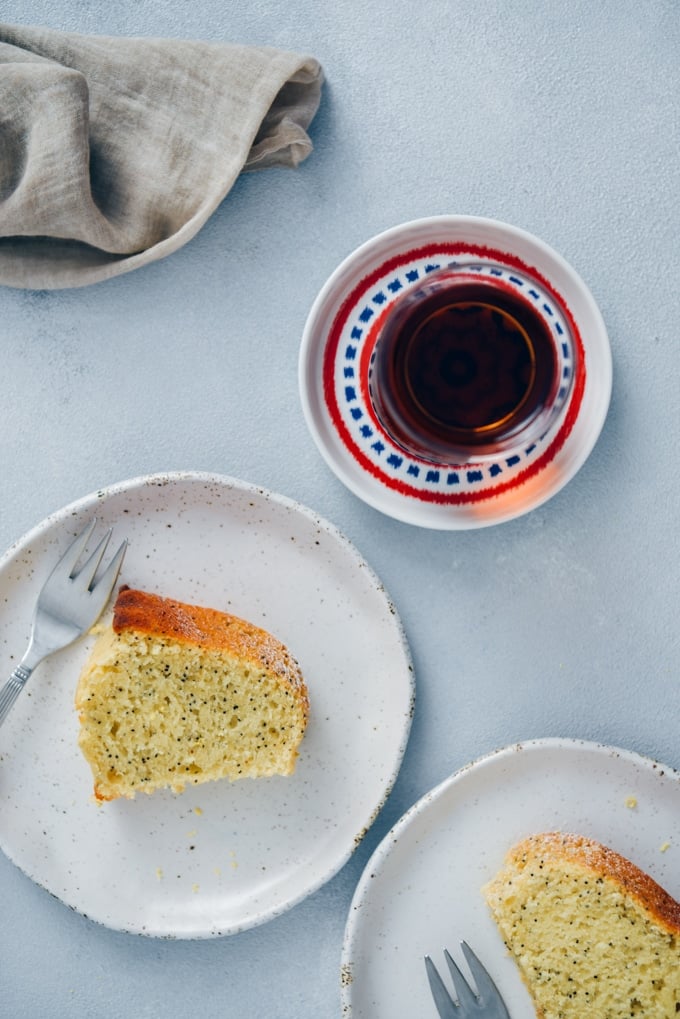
top-left (0, 472), bottom-right (414, 937)
top-left (299, 216), bottom-right (612, 529)
top-left (342, 738), bottom-right (680, 1017)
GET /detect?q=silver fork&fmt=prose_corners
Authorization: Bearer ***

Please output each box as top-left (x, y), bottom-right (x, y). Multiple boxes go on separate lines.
top-left (425, 942), bottom-right (511, 1019)
top-left (0, 519), bottom-right (127, 727)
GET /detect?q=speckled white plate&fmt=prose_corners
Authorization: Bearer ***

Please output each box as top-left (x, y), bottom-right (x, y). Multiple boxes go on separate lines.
top-left (299, 216), bottom-right (613, 529)
top-left (0, 472), bottom-right (414, 938)
top-left (342, 738), bottom-right (680, 1017)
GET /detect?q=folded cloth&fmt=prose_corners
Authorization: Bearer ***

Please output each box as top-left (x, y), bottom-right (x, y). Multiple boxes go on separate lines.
top-left (0, 23), bottom-right (323, 288)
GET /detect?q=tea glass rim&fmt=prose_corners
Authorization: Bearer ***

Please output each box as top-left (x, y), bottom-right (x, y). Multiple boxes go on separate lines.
top-left (366, 260), bottom-right (577, 466)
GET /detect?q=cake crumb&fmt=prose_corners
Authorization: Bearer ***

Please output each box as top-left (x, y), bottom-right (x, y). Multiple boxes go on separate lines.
top-left (192, 883), bottom-right (200, 894)
top-left (156, 867), bottom-right (164, 881)
top-left (625, 795), bottom-right (638, 809)
top-left (186, 829), bottom-right (197, 838)
top-left (193, 806), bottom-right (203, 816)
top-left (660, 841), bottom-right (671, 852)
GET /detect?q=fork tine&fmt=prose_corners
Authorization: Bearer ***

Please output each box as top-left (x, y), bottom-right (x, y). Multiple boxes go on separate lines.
top-left (94, 539), bottom-right (127, 599)
top-left (51, 518), bottom-right (98, 580)
top-left (460, 942), bottom-right (507, 1011)
top-left (444, 948), bottom-right (479, 1011)
top-left (73, 528), bottom-right (113, 588)
top-left (425, 956), bottom-right (459, 1018)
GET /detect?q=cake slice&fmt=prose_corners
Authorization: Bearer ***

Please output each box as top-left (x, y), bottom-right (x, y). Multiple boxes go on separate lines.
top-left (483, 832), bottom-right (680, 1018)
top-left (76, 586), bottom-right (309, 801)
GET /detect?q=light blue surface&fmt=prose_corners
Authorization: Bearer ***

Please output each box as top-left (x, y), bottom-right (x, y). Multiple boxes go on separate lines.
top-left (2, 2), bottom-right (679, 1016)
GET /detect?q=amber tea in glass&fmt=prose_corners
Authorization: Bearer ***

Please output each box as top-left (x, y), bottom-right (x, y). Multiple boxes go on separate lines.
top-left (370, 269), bottom-right (565, 463)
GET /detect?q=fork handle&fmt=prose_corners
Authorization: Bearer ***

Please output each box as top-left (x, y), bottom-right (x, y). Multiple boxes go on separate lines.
top-left (0, 664), bottom-right (33, 727)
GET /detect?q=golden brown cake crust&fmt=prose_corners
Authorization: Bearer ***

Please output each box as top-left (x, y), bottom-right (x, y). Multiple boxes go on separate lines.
top-left (507, 832), bottom-right (680, 934)
top-left (113, 586), bottom-right (308, 710)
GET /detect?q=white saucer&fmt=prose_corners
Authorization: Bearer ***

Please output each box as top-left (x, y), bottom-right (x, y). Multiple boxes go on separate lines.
top-left (299, 216), bottom-right (612, 529)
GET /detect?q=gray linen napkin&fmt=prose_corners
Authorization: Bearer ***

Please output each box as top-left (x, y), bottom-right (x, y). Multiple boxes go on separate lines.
top-left (0, 24), bottom-right (323, 288)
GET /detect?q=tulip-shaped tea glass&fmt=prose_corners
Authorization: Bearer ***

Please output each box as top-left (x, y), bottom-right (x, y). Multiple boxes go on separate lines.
top-left (368, 262), bottom-right (576, 465)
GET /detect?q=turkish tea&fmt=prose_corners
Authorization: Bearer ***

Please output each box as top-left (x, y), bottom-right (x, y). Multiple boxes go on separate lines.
top-left (370, 274), bottom-right (561, 463)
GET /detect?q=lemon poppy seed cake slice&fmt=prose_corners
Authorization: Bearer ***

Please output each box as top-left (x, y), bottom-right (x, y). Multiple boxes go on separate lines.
top-left (76, 587), bottom-right (309, 801)
top-left (483, 832), bottom-right (680, 1019)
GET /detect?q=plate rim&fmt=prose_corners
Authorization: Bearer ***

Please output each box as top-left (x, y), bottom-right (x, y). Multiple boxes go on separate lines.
top-left (341, 735), bottom-right (680, 1011)
top-left (0, 470), bottom-right (415, 937)
top-left (299, 215), bottom-right (613, 529)
top-left (0, 469), bottom-right (371, 570)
